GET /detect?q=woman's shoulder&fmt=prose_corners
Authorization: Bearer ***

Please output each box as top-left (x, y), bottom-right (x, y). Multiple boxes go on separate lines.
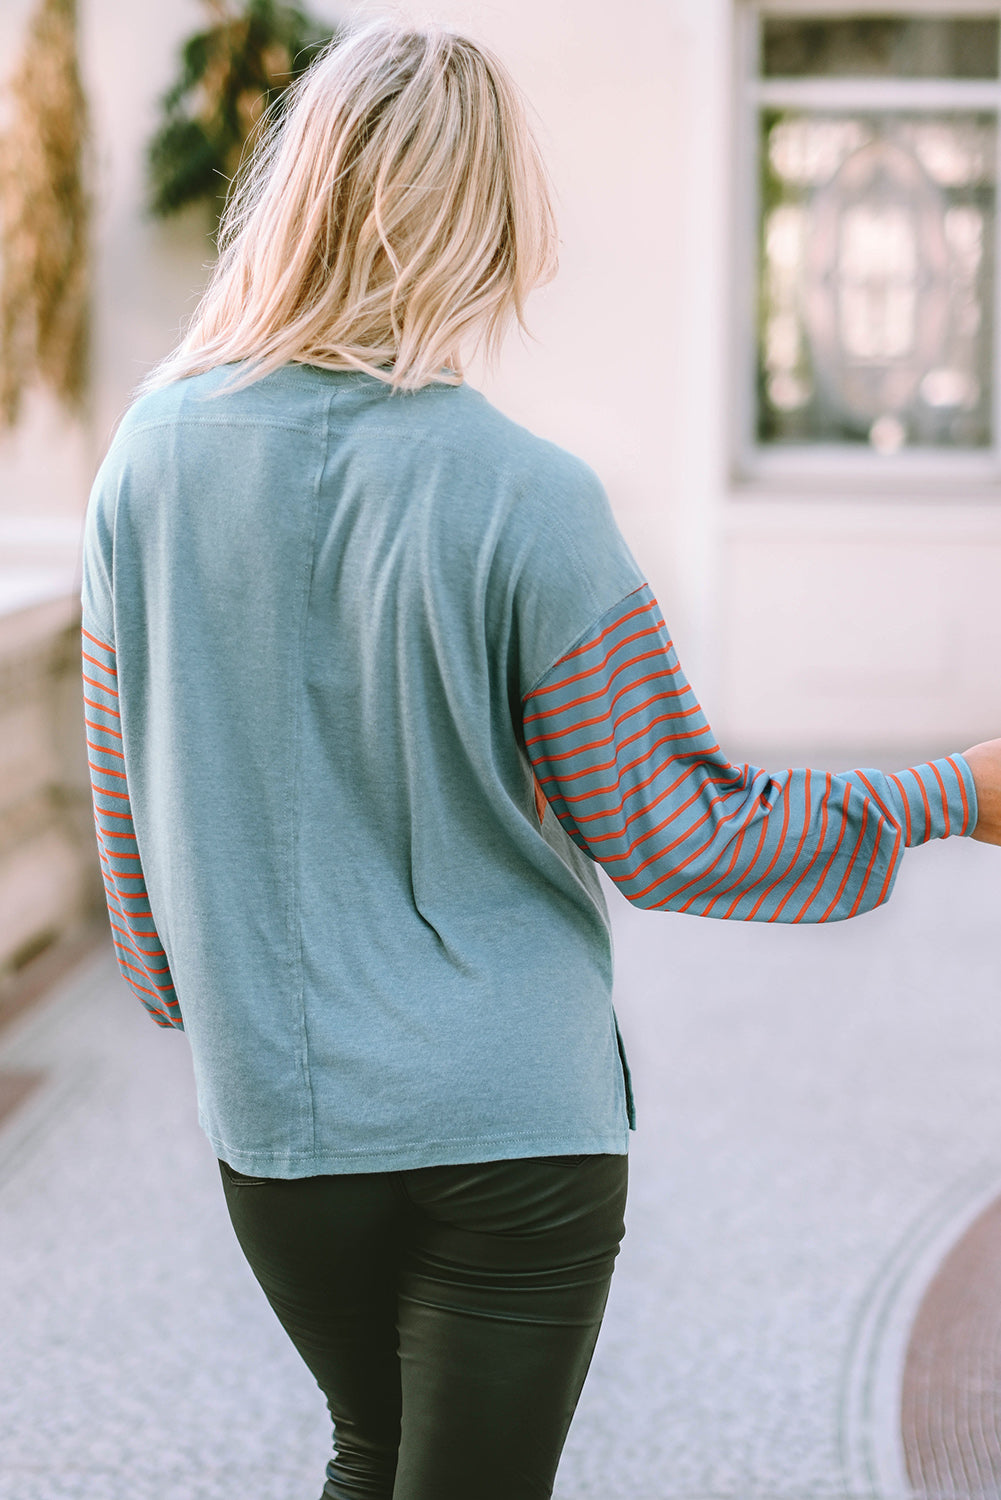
top-left (102, 365), bottom-right (608, 525)
top-left (402, 379), bottom-right (606, 502)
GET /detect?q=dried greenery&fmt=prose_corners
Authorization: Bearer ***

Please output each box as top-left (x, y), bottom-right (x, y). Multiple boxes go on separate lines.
top-left (0, 0), bottom-right (90, 428)
top-left (147, 0), bottom-right (338, 226)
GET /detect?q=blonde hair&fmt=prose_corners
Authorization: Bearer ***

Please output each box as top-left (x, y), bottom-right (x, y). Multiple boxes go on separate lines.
top-left (140, 18), bottom-right (559, 396)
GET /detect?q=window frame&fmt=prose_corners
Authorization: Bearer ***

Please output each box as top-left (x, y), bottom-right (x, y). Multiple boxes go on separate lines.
top-left (732, 0), bottom-right (1001, 492)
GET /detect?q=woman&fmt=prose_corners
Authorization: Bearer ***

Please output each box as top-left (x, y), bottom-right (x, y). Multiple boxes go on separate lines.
top-left (80, 18), bottom-right (1001, 1500)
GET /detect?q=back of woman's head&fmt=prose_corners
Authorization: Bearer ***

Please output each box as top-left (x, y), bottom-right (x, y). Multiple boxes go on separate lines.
top-left (142, 18), bottom-right (559, 395)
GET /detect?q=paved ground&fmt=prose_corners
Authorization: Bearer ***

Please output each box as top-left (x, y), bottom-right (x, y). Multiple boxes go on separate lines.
top-left (1, 832), bottom-right (1000, 1500)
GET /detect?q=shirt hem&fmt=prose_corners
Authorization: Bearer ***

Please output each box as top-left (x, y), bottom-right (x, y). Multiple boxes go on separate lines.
top-left (206, 1126), bottom-right (631, 1178)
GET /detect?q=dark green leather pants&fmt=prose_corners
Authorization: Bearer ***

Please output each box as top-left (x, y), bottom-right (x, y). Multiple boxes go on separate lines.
top-left (218, 1152), bottom-right (628, 1499)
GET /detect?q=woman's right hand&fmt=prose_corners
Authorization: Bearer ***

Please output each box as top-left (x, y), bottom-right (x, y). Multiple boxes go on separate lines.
top-left (960, 739), bottom-right (1001, 845)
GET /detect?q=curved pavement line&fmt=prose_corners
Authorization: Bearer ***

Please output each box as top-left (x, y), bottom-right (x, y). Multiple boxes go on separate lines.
top-left (901, 1191), bottom-right (1001, 1498)
top-left (837, 1160), bottom-right (1001, 1500)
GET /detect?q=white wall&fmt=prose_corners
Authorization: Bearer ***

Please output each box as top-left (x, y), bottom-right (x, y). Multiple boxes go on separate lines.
top-left (1, 0), bottom-right (999, 761)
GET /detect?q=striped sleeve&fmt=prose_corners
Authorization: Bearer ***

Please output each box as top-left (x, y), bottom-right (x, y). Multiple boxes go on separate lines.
top-left (81, 622), bottom-right (183, 1027)
top-left (522, 584), bottom-right (978, 923)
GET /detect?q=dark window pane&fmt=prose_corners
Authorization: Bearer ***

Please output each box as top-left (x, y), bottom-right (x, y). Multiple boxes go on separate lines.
top-left (756, 111), bottom-right (995, 450)
top-left (762, 17), bottom-right (1000, 79)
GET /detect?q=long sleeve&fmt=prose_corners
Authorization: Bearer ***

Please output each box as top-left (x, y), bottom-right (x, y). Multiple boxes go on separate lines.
top-left (81, 622), bottom-right (183, 1027)
top-left (522, 584), bottom-right (977, 923)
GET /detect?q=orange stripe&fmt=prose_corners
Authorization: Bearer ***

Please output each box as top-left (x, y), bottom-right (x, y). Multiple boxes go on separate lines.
top-left (820, 804), bottom-right (871, 921)
top-left (653, 824), bottom-right (743, 911)
top-left (700, 819), bottom-right (770, 917)
top-left (537, 718), bottom-right (713, 776)
top-left (642, 780), bottom-right (777, 908)
top-left (770, 775), bottom-right (831, 922)
top-left (115, 947), bottom-right (175, 992)
top-left (847, 814), bottom-right (890, 918)
top-left (524, 652), bottom-right (683, 725)
top-left (554, 763), bottom-right (708, 847)
top-left (88, 760), bottom-right (127, 781)
top-left (756, 769), bottom-right (814, 922)
top-left (527, 687), bottom-right (695, 755)
top-left (618, 768), bottom-right (757, 907)
top-left (92, 784), bottom-right (130, 802)
top-left (671, 817), bottom-right (755, 912)
top-left (534, 706), bottom-right (707, 786)
top-left (108, 919), bottom-right (165, 959)
top-left (81, 673), bottom-right (119, 696)
top-left (529, 620), bottom-right (664, 697)
top-left (526, 679), bottom-right (690, 744)
top-left (85, 716), bottom-right (123, 739)
top-left (86, 738), bottom-right (125, 760)
top-left (568, 772), bottom-right (742, 894)
top-left (83, 694), bottom-right (121, 719)
top-left (793, 782), bottom-right (851, 922)
top-left (81, 626), bottom-right (115, 653)
top-left (723, 779), bottom-right (792, 919)
top-left (95, 845), bottom-right (147, 891)
top-left (108, 901), bottom-right (156, 922)
top-left (910, 768), bottom-right (932, 843)
top-left (126, 976), bottom-right (174, 1010)
top-left (93, 840), bottom-right (135, 876)
top-left (928, 761), bottom-right (950, 838)
top-left (945, 755), bottom-right (971, 835)
top-left (549, 736), bottom-right (734, 820)
top-left (90, 772), bottom-right (177, 1003)
top-left (130, 982), bottom-right (171, 1007)
top-left (107, 901), bottom-right (157, 930)
top-left (111, 928), bottom-right (170, 973)
top-left (575, 765), bottom-right (740, 851)
top-left (855, 771), bottom-right (897, 830)
top-left (888, 773), bottom-right (912, 845)
top-left (628, 771), bottom-right (771, 902)
top-left (871, 824), bottom-right (902, 909)
top-left (81, 650), bottom-right (117, 676)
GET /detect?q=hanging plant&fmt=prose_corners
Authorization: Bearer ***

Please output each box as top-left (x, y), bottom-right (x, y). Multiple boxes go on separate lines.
top-left (0, 0), bottom-right (90, 428)
top-left (147, 0), bottom-right (338, 227)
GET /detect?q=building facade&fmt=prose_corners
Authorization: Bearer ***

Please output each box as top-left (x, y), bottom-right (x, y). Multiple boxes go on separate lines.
top-left (2, 0), bottom-right (999, 770)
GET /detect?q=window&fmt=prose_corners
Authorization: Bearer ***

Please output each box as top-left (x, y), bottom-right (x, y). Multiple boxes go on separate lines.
top-left (736, 5), bottom-right (1001, 482)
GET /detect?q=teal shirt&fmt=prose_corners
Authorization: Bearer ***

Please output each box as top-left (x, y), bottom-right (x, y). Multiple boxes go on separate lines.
top-left (80, 362), bottom-right (977, 1177)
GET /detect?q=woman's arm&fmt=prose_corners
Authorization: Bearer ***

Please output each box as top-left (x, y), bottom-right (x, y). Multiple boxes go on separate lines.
top-left (522, 584), bottom-right (982, 922)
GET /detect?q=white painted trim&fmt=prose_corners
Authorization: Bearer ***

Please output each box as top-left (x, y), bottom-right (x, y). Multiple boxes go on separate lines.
top-left (721, 494), bottom-right (1001, 533)
top-left (731, 2), bottom-right (762, 470)
top-left (755, 77), bottom-right (1001, 108)
top-left (735, 444), bottom-right (1001, 484)
top-left (991, 57), bottom-right (1001, 458)
top-left (732, 0), bottom-right (1001, 497)
top-left (752, 0), bottom-right (1001, 17)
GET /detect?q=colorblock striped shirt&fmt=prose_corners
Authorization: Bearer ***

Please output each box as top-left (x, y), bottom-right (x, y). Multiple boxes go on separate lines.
top-left (79, 362), bottom-right (978, 1177)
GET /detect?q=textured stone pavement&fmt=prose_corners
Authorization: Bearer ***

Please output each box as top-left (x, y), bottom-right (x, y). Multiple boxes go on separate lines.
top-left (1, 832), bottom-right (999, 1500)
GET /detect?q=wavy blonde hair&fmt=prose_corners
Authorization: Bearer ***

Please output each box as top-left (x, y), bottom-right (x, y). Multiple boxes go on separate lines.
top-left (140, 17), bottom-right (559, 395)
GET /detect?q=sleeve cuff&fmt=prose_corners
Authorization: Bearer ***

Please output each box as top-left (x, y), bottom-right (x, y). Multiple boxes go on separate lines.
top-left (885, 754), bottom-right (978, 846)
